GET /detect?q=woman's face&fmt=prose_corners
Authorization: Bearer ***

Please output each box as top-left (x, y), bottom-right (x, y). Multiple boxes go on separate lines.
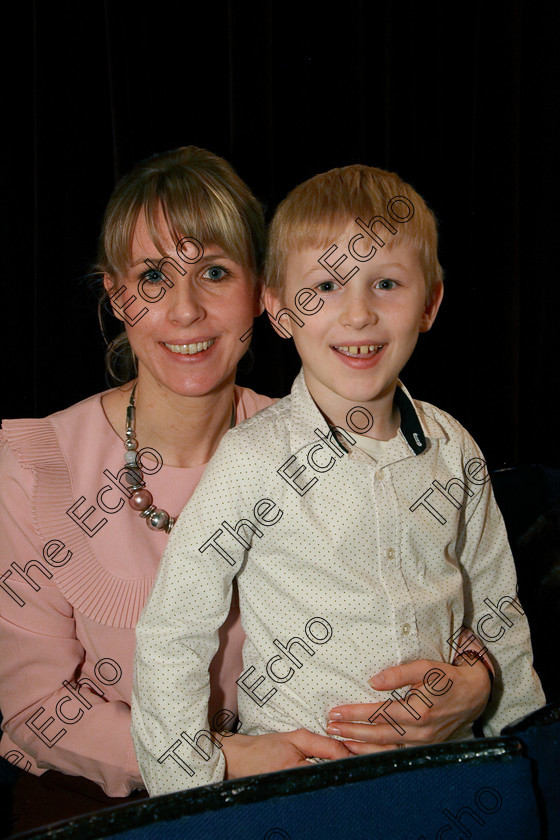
top-left (105, 207), bottom-right (263, 398)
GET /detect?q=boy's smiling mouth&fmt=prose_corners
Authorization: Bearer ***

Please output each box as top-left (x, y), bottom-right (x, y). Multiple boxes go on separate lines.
top-left (333, 343), bottom-right (384, 358)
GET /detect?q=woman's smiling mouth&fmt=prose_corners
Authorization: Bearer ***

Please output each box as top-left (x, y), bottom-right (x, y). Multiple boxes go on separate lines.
top-left (163, 338), bottom-right (216, 355)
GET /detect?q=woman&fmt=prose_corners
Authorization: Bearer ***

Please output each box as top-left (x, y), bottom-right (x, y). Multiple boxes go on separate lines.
top-left (0, 147), bottom-right (492, 833)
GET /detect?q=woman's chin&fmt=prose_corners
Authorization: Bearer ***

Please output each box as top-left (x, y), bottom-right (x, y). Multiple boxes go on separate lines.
top-left (142, 366), bottom-right (235, 399)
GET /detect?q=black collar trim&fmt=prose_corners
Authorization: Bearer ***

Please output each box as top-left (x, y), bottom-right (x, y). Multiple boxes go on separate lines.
top-left (394, 387), bottom-right (426, 455)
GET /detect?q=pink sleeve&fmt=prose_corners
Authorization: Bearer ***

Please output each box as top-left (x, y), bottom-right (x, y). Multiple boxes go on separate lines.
top-left (0, 435), bottom-right (143, 796)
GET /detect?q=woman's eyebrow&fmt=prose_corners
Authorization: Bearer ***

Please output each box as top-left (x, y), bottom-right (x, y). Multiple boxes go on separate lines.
top-left (199, 252), bottom-right (232, 262)
top-left (128, 250), bottom-right (232, 269)
top-left (129, 256), bottom-right (169, 267)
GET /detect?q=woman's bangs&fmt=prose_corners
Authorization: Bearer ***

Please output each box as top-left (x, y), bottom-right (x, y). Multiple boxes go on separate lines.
top-left (142, 179), bottom-right (253, 273)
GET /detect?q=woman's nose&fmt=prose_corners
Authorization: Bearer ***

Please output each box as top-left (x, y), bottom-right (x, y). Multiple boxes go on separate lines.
top-left (166, 279), bottom-right (205, 326)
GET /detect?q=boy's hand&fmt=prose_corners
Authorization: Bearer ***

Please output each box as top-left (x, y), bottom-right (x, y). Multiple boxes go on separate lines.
top-left (218, 729), bottom-right (352, 779)
top-left (326, 657), bottom-right (491, 754)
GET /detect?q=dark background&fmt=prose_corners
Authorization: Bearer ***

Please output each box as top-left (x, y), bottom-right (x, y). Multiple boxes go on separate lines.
top-left (3, 0), bottom-right (559, 469)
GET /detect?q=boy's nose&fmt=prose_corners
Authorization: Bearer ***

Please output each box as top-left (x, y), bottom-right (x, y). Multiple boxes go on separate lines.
top-left (339, 291), bottom-right (378, 328)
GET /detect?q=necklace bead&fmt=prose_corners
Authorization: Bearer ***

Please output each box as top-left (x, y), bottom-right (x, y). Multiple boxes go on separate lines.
top-left (147, 510), bottom-right (170, 531)
top-left (125, 467), bottom-right (143, 485)
top-left (129, 489), bottom-right (153, 511)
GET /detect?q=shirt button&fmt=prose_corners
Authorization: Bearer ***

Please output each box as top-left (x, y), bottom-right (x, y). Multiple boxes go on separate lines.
top-left (387, 548), bottom-right (395, 559)
top-left (377, 469), bottom-right (385, 480)
top-left (402, 623), bottom-right (411, 635)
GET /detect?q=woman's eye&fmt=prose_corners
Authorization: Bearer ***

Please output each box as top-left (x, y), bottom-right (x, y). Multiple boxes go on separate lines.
top-left (203, 265), bottom-right (229, 282)
top-left (317, 280), bottom-right (338, 292)
top-left (376, 278), bottom-right (397, 290)
top-left (140, 269), bottom-right (164, 284)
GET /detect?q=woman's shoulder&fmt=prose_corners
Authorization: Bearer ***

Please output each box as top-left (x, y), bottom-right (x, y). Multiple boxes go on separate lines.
top-left (234, 385), bottom-right (277, 423)
top-left (1, 388), bottom-right (117, 467)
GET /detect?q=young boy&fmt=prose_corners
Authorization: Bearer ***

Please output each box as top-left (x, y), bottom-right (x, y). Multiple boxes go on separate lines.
top-left (132, 165), bottom-right (545, 795)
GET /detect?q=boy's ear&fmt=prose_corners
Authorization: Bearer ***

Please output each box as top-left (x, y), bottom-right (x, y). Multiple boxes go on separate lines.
top-left (103, 273), bottom-right (126, 324)
top-left (262, 286), bottom-right (293, 339)
top-left (253, 274), bottom-right (266, 318)
top-left (419, 281), bottom-right (444, 333)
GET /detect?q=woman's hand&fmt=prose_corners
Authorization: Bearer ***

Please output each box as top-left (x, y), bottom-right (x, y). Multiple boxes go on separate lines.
top-left (326, 655), bottom-right (492, 755)
top-left (218, 729), bottom-right (352, 779)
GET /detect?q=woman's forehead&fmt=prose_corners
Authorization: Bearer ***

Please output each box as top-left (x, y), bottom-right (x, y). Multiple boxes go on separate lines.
top-left (129, 210), bottom-right (234, 267)
top-left (131, 207), bottom-right (176, 258)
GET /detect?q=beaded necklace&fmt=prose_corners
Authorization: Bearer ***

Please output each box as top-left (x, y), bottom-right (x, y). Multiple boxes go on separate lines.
top-left (124, 383), bottom-right (235, 533)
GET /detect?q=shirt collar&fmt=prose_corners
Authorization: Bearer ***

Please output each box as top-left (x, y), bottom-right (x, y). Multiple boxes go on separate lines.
top-left (395, 379), bottom-right (448, 450)
top-left (288, 369), bottom-right (447, 458)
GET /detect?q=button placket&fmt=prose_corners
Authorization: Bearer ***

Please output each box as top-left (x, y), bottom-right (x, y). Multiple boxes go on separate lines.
top-left (376, 468), bottom-right (411, 659)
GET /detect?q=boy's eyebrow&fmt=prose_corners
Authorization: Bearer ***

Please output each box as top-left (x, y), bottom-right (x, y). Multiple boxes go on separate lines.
top-left (302, 265), bottom-right (327, 279)
top-left (302, 260), bottom-right (411, 279)
top-left (374, 261), bottom-right (409, 270)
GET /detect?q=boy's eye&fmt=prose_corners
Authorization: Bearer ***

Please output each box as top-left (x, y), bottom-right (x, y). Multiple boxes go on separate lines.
top-left (203, 265), bottom-right (229, 282)
top-left (376, 278), bottom-right (397, 290)
top-left (140, 269), bottom-right (165, 284)
top-left (317, 280), bottom-right (338, 292)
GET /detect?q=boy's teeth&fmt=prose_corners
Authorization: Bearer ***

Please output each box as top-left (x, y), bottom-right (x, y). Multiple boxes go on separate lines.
top-left (164, 339), bottom-right (215, 355)
top-left (336, 344), bottom-right (383, 356)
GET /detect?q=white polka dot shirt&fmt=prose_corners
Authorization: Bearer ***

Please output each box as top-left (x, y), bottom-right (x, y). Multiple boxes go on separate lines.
top-left (131, 370), bottom-right (545, 795)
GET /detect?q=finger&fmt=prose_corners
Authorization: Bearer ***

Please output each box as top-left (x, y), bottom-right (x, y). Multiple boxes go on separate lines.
top-left (369, 660), bottom-right (451, 691)
top-left (327, 699), bottom-right (426, 722)
top-left (342, 740), bottom-right (406, 755)
top-left (328, 702), bottom-right (389, 722)
top-left (334, 719), bottom-right (442, 744)
top-left (452, 628), bottom-right (489, 664)
top-left (327, 720), bottom-right (422, 744)
top-left (291, 729), bottom-right (352, 760)
top-left (328, 700), bottom-right (433, 730)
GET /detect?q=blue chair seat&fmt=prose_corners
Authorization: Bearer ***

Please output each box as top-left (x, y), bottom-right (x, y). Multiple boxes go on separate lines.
top-left (18, 738), bottom-right (541, 840)
top-left (503, 702), bottom-right (560, 839)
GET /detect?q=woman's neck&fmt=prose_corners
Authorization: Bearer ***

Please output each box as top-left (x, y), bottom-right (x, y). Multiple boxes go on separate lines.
top-left (102, 375), bottom-right (236, 468)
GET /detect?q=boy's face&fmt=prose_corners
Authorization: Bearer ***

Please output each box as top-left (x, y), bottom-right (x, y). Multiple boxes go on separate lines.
top-left (264, 227), bottom-right (443, 436)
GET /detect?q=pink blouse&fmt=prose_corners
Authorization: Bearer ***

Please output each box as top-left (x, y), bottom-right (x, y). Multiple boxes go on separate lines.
top-left (0, 386), bottom-right (274, 796)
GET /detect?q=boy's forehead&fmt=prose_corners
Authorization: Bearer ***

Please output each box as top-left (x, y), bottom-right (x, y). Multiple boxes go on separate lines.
top-left (285, 232), bottom-right (421, 280)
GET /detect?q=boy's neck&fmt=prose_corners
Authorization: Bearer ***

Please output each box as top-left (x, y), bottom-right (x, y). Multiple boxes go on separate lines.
top-left (302, 369), bottom-right (401, 441)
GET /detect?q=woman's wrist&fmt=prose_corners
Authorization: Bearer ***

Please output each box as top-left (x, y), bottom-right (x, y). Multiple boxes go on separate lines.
top-left (458, 649), bottom-right (494, 692)
top-left (212, 731), bottom-right (246, 780)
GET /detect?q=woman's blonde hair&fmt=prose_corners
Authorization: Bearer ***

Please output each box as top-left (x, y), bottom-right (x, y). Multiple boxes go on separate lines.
top-left (265, 164), bottom-right (443, 303)
top-left (97, 146), bottom-right (265, 382)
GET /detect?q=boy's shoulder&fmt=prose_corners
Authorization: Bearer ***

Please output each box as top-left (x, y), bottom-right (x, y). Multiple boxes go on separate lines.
top-left (219, 378), bottom-right (485, 469)
top-left (192, 396), bottom-right (297, 501)
top-left (411, 393), bottom-right (483, 458)
top-left (225, 384), bottom-right (482, 454)
top-left (209, 394), bottom-right (294, 469)
top-left (226, 393), bottom-right (293, 448)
